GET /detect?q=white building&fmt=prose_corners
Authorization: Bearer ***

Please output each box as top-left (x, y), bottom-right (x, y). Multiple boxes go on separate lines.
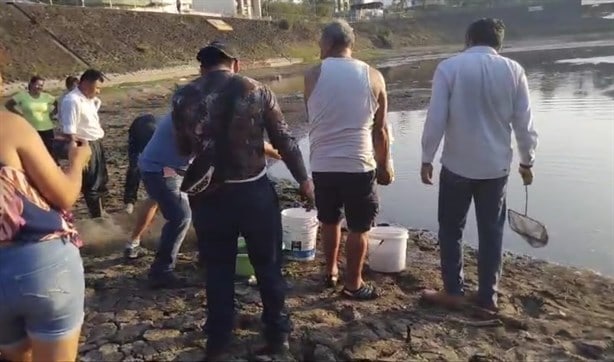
top-left (192, 0), bottom-right (262, 17)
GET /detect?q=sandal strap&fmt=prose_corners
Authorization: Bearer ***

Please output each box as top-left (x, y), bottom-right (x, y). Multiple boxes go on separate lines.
top-left (325, 274), bottom-right (339, 288)
top-left (342, 283), bottom-right (379, 300)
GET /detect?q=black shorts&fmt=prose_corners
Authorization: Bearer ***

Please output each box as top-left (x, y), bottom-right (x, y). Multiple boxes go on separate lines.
top-left (312, 171), bottom-right (379, 233)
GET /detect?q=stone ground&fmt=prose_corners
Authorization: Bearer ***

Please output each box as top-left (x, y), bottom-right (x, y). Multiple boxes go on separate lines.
top-left (76, 184), bottom-right (614, 361)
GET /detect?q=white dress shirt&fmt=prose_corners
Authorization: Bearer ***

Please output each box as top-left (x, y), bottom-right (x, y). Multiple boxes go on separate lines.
top-left (421, 46), bottom-right (539, 180)
top-left (60, 88), bottom-right (104, 141)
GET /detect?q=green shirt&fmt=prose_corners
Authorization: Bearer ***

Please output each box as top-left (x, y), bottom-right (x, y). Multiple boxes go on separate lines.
top-left (12, 91), bottom-right (56, 131)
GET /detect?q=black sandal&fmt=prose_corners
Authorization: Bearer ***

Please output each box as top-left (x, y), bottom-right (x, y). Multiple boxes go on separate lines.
top-left (325, 274), bottom-right (339, 288)
top-left (342, 283), bottom-right (379, 300)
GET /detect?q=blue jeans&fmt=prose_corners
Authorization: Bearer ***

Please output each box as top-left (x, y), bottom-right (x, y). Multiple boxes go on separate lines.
top-left (438, 167), bottom-right (508, 306)
top-left (0, 238), bottom-right (84, 345)
top-left (141, 172), bottom-right (191, 277)
top-left (191, 175), bottom-right (290, 352)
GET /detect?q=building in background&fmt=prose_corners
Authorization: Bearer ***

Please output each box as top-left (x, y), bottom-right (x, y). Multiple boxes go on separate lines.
top-left (350, 0), bottom-right (384, 19)
top-left (192, 0), bottom-right (262, 17)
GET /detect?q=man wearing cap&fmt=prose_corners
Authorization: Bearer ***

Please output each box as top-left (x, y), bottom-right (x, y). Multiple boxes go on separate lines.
top-left (173, 41), bottom-right (313, 359)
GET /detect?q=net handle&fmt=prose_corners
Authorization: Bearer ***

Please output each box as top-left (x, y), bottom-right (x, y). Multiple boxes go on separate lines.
top-left (524, 185), bottom-right (528, 216)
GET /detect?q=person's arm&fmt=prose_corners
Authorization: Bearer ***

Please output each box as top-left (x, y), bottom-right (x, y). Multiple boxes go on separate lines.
top-left (60, 96), bottom-right (79, 142)
top-left (303, 65), bottom-right (321, 121)
top-left (370, 67), bottom-right (390, 175)
top-left (512, 69), bottom-right (539, 168)
top-left (261, 86), bottom-right (308, 184)
top-left (6, 113), bottom-right (90, 210)
top-left (420, 65), bottom-right (450, 184)
top-left (421, 66), bottom-right (449, 165)
top-left (5, 98), bottom-right (22, 116)
top-left (51, 98), bottom-right (58, 118)
top-left (264, 141), bottom-right (282, 160)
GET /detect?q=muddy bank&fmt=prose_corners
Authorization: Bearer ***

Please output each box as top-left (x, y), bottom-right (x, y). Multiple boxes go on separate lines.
top-left (75, 180), bottom-right (614, 361)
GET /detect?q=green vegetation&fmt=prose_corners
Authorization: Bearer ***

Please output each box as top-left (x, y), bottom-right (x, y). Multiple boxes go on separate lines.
top-left (262, 0), bottom-right (336, 22)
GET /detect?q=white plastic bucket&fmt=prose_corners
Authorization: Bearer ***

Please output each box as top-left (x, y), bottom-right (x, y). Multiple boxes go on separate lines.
top-left (282, 208), bottom-right (319, 261)
top-left (368, 226), bottom-right (409, 273)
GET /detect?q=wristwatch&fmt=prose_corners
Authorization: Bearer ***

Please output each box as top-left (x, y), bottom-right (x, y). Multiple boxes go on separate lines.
top-left (519, 164), bottom-right (533, 169)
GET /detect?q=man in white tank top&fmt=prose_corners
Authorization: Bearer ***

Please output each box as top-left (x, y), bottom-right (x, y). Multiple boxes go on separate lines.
top-left (304, 20), bottom-right (392, 300)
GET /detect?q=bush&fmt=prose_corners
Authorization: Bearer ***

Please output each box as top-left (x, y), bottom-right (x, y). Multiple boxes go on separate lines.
top-left (278, 19), bottom-right (290, 30)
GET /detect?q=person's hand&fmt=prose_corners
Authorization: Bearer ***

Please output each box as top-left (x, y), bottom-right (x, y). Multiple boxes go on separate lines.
top-left (299, 178), bottom-right (315, 210)
top-left (420, 163), bottom-right (434, 185)
top-left (519, 165), bottom-right (533, 185)
top-left (67, 139), bottom-right (91, 169)
top-left (376, 162), bottom-right (394, 185)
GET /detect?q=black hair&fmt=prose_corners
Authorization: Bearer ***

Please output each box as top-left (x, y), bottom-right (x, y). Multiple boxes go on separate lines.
top-left (80, 69), bottom-right (105, 83)
top-left (197, 48), bottom-right (233, 69)
top-left (466, 18), bottom-right (505, 49)
top-left (29, 75), bottom-right (44, 85)
top-left (65, 75), bottom-right (79, 89)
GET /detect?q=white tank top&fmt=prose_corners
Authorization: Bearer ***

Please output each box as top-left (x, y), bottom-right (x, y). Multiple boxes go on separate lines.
top-left (307, 57), bottom-right (378, 173)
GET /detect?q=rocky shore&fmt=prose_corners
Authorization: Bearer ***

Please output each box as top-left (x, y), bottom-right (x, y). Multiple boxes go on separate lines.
top-left (75, 180), bottom-right (614, 361)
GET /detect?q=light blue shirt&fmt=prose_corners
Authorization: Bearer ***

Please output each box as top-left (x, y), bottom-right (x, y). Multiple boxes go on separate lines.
top-left (138, 113), bottom-right (191, 173)
top-left (421, 46), bottom-right (539, 179)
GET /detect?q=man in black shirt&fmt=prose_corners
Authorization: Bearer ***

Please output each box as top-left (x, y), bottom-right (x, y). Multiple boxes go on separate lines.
top-left (173, 41), bottom-right (314, 360)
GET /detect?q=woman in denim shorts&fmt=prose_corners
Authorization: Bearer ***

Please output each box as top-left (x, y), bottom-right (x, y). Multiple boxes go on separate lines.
top-left (0, 72), bottom-right (92, 361)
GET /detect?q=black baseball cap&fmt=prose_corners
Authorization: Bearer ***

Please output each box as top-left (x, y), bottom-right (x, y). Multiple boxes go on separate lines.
top-left (196, 41), bottom-right (238, 64)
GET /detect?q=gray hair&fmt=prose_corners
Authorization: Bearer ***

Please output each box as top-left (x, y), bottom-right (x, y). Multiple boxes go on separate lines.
top-left (321, 20), bottom-right (355, 49)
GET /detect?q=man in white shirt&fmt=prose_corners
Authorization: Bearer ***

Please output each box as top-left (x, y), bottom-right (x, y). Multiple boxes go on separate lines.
top-left (60, 69), bottom-right (109, 218)
top-left (420, 18), bottom-right (539, 311)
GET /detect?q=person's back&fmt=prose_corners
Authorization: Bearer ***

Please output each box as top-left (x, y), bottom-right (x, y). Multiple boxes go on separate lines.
top-left (139, 114), bottom-right (191, 173)
top-left (438, 48), bottom-right (525, 179)
top-left (307, 57), bottom-right (377, 173)
top-left (129, 114), bottom-right (158, 153)
top-left (420, 18), bottom-right (538, 312)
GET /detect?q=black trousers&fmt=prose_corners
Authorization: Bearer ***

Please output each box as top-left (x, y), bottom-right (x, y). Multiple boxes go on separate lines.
top-left (38, 129), bottom-right (57, 163)
top-left (124, 153), bottom-right (141, 205)
top-left (83, 139), bottom-right (109, 218)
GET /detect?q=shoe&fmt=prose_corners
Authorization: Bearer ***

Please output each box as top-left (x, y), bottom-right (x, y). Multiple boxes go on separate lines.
top-left (421, 289), bottom-right (467, 310)
top-left (125, 203), bottom-right (135, 214)
top-left (251, 335), bottom-right (291, 361)
top-left (124, 246), bottom-right (141, 260)
top-left (148, 272), bottom-right (191, 289)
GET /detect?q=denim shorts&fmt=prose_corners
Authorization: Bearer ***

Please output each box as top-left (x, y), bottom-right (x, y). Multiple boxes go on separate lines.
top-left (0, 238), bottom-right (85, 345)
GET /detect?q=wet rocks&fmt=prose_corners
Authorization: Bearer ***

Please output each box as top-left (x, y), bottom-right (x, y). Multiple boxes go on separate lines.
top-left (114, 322), bottom-right (152, 344)
top-left (88, 322), bottom-right (118, 344)
top-left (313, 344), bottom-right (337, 361)
top-left (81, 343), bottom-right (124, 362)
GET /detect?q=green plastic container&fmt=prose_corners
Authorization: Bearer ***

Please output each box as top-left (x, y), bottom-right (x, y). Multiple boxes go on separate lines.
top-left (236, 237), bottom-right (255, 277)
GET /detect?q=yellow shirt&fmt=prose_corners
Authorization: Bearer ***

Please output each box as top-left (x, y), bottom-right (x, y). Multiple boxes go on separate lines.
top-left (12, 91), bottom-right (56, 131)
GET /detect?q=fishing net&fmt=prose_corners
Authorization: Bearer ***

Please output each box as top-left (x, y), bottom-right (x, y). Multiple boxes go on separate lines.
top-left (508, 186), bottom-right (549, 248)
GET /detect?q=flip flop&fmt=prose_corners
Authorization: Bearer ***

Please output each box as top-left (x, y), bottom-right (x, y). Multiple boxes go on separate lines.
top-left (324, 274), bottom-right (339, 289)
top-left (342, 283), bottom-right (379, 300)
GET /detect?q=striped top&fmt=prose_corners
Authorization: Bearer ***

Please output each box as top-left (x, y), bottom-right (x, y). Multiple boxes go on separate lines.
top-left (0, 163), bottom-right (81, 246)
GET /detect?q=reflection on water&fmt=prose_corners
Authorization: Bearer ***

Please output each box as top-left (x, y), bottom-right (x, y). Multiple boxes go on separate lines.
top-left (556, 55), bottom-right (614, 64)
top-left (270, 52), bottom-right (614, 276)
